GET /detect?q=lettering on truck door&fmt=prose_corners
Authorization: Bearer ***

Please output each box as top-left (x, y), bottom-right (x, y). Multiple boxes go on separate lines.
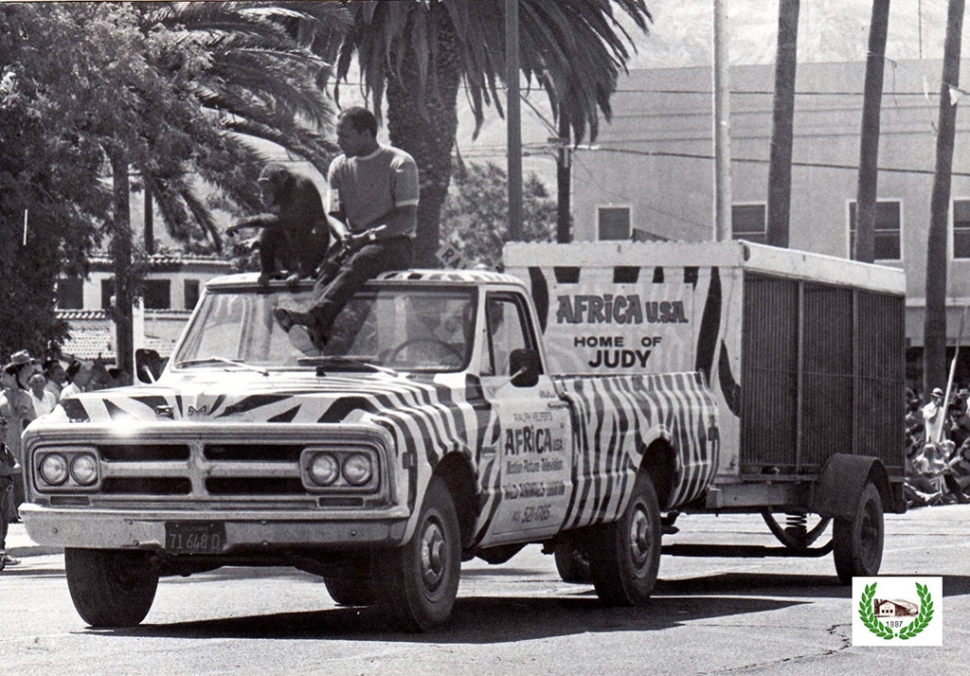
top-left (480, 292), bottom-right (571, 541)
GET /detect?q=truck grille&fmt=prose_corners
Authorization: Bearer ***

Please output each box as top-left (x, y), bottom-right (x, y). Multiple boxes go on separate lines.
top-left (28, 427), bottom-right (388, 507)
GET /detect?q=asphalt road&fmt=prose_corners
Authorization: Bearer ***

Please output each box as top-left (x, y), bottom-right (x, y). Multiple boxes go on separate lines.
top-left (1, 506), bottom-right (968, 676)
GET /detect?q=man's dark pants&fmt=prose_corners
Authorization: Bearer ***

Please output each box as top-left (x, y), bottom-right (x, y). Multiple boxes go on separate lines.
top-left (305, 236), bottom-right (412, 337)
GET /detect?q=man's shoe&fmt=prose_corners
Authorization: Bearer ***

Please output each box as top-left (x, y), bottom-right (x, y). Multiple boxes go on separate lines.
top-left (2, 553), bottom-right (20, 566)
top-left (274, 309), bottom-right (327, 350)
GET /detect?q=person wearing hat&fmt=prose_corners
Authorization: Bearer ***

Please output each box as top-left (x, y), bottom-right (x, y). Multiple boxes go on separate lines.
top-left (0, 361), bottom-right (34, 514)
top-left (923, 387), bottom-right (947, 445)
top-left (0, 417), bottom-right (20, 569)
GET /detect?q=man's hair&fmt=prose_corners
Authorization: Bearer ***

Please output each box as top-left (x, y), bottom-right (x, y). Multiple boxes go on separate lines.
top-left (65, 360), bottom-right (82, 381)
top-left (339, 107), bottom-right (378, 137)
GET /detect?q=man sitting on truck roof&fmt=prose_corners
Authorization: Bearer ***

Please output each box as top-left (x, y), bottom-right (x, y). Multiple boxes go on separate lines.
top-left (274, 107), bottom-right (419, 350)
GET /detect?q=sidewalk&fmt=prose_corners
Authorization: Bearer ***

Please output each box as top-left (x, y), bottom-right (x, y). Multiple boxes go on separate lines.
top-left (4, 522), bottom-right (63, 558)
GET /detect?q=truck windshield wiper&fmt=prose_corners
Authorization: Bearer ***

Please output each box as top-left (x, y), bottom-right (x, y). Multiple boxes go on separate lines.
top-left (176, 357), bottom-right (269, 377)
top-left (297, 356), bottom-right (398, 376)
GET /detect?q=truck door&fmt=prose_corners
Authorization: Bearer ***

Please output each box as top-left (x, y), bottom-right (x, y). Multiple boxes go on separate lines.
top-left (480, 291), bottom-right (571, 540)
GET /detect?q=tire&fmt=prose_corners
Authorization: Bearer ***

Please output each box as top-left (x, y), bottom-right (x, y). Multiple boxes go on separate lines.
top-left (65, 548), bottom-right (159, 627)
top-left (833, 481), bottom-right (884, 584)
top-left (324, 573), bottom-right (376, 606)
top-left (589, 472), bottom-right (662, 606)
top-left (374, 476), bottom-right (461, 631)
top-left (554, 541), bottom-right (592, 584)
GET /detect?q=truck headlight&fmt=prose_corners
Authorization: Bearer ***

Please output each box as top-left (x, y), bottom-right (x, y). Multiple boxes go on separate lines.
top-left (342, 453), bottom-right (373, 486)
top-left (70, 453), bottom-right (99, 486)
top-left (39, 453), bottom-right (69, 486)
top-left (308, 453), bottom-right (339, 486)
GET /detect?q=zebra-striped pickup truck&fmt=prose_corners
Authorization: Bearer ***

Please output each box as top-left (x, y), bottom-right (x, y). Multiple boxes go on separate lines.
top-left (21, 241), bottom-right (907, 631)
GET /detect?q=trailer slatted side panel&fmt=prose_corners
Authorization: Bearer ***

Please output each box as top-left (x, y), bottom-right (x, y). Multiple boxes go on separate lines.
top-left (741, 273), bottom-right (905, 474)
top-left (801, 285), bottom-right (854, 467)
top-left (856, 290), bottom-right (906, 472)
top-left (740, 275), bottom-right (798, 467)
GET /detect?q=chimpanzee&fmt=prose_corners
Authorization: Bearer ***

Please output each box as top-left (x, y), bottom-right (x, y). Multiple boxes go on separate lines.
top-left (227, 163), bottom-right (332, 285)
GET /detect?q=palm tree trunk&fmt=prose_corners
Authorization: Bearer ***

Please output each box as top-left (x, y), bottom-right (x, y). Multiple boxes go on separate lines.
top-left (766, 0), bottom-right (799, 248)
top-left (385, 8), bottom-right (461, 268)
top-left (924, 0), bottom-right (965, 395)
top-left (854, 0), bottom-right (891, 263)
top-left (107, 145), bottom-right (134, 377)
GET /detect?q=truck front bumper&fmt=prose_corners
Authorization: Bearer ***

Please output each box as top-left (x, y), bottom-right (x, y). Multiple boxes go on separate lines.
top-left (20, 504), bottom-right (411, 552)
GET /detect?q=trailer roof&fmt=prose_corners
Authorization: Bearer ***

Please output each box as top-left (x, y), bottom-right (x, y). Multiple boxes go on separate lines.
top-left (503, 241), bottom-right (906, 295)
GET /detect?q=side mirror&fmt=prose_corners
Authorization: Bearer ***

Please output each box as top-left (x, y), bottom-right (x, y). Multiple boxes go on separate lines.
top-left (509, 348), bottom-right (541, 388)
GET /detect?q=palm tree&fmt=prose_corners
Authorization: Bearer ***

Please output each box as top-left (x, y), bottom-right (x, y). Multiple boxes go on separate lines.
top-left (135, 1), bottom-right (350, 249)
top-left (924, 0), bottom-right (965, 395)
top-left (332, 0), bottom-right (652, 266)
top-left (85, 2), bottom-right (348, 372)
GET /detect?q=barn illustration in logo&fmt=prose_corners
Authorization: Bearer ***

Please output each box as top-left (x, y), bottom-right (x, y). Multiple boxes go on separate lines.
top-left (874, 597), bottom-right (919, 618)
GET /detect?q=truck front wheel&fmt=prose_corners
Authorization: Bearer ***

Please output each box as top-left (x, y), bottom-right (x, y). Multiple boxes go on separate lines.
top-left (374, 476), bottom-right (461, 631)
top-left (65, 548), bottom-right (159, 627)
top-left (833, 481), bottom-right (884, 584)
top-left (589, 472), bottom-right (662, 606)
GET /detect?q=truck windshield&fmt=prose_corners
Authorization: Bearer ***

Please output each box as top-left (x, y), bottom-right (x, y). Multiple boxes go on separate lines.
top-left (174, 284), bottom-right (477, 373)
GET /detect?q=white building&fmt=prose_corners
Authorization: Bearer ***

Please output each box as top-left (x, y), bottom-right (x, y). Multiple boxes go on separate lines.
top-left (571, 59), bottom-right (970, 352)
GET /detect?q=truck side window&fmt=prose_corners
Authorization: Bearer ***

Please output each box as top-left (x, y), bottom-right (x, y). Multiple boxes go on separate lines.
top-left (483, 294), bottom-right (531, 377)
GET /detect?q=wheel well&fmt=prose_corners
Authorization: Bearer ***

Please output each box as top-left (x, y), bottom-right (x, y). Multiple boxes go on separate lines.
top-left (433, 453), bottom-right (479, 550)
top-left (639, 439), bottom-right (676, 509)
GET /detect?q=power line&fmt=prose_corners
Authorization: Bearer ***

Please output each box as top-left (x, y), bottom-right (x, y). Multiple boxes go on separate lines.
top-left (575, 146), bottom-right (970, 178)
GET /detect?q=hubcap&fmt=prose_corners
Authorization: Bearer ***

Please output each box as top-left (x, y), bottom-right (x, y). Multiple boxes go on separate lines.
top-left (629, 505), bottom-right (652, 568)
top-left (420, 518), bottom-right (447, 591)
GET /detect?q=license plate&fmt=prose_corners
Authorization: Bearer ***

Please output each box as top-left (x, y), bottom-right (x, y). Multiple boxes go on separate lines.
top-left (164, 521), bottom-right (226, 554)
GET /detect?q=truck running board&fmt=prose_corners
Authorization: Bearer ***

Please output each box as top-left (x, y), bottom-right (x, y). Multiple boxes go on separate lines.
top-left (661, 540), bottom-right (834, 559)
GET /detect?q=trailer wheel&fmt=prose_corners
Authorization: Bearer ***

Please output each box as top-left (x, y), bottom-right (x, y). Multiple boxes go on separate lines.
top-left (554, 541), bottom-right (592, 584)
top-left (833, 482), bottom-right (884, 584)
top-left (324, 574), bottom-right (376, 606)
top-left (374, 476), bottom-right (461, 631)
top-left (589, 472), bottom-right (662, 606)
top-left (65, 548), bottom-right (159, 627)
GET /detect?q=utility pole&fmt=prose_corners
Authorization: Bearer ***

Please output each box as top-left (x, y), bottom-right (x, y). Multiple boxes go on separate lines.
top-left (556, 111), bottom-right (571, 243)
top-left (766, 0), bottom-right (799, 249)
top-left (506, 0), bottom-right (523, 241)
top-left (713, 0), bottom-right (733, 241)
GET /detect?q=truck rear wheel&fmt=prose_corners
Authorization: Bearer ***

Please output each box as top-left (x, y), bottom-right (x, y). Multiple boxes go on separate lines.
top-left (589, 472), bottom-right (662, 606)
top-left (374, 476), bottom-right (461, 631)
top-left (324, 573), bottom-right (376, 606)
top-left (65, 548), bottom-right (159, 627)
top-left (833, 481), bottom-right (884, 584)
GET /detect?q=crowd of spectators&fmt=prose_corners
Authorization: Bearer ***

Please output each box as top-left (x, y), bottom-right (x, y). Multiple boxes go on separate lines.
top-left (0, 350), bottom-right (129, 571)
top-left (905, 384), bottom-right (970, 507)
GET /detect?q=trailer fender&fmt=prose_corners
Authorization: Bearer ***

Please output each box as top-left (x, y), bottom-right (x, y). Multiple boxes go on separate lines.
top-left (812, 454), bottom-right (891, 518)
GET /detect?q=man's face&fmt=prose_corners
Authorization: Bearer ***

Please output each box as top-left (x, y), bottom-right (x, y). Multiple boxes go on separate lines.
top-left (48, 364), bottom-right (66, 385)
top-left (335, 116), bottom-right (371, 158)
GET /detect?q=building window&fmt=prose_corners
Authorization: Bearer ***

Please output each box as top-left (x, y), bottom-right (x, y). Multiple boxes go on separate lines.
top-left (184, 279), bottom-right (200, 311)
top-left (598, 207), bottom-right (631, 241)
top-left (954, 199), bottom-right (970, 259)
top-left (849, 201), bottom-right (901, 261)
top-left (101, 279), bottom-right (114, 310)
top-left (56, 278), bottom-right (83, 310)
top-left (732, 204), bottom-right (767, 243)
top-left (143, 280), bottom-right (171, 310)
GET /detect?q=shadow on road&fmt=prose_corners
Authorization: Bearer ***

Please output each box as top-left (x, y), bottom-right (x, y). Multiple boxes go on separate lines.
top-left (655, 572), bottom-right (849, 598)
top-left (96, 592), bottom-right (805, 642)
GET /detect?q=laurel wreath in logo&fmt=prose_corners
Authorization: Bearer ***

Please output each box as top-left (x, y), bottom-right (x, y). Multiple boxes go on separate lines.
top-left (859, 582), bottom-right (934, 640)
